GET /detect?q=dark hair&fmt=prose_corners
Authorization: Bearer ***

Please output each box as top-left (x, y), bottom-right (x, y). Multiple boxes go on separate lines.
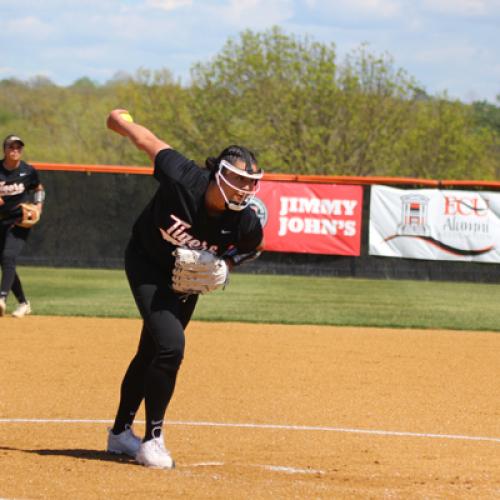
top-left (205, 145), bottom-right (258, 179)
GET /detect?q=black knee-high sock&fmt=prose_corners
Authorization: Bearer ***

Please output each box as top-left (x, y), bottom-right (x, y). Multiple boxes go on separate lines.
top-left (11, 273), bottom-right (27, 304)
top-left (0, 264), bottom-right (16, 298)
top-left (112, 353), bottom-right (149, 435)
top-left (112, 323), bottom-right (157, 435)
top-left (143, 361), bottom-right (179, 441)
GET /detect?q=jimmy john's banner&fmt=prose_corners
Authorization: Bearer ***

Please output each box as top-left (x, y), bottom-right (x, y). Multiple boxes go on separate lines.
top-left (369, 185), bottom-right (500, 262)
top-left (250, 182), bottom-right (363, 255)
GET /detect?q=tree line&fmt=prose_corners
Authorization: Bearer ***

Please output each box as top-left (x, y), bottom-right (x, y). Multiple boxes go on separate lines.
top-left (1, 27), bottom-right (499, 180)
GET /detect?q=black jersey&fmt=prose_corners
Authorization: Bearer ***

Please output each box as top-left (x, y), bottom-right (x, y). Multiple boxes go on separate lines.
top-left (0, 160), bottom-right (41, 226)
top-left (132, 149), bottom-right (263, 273)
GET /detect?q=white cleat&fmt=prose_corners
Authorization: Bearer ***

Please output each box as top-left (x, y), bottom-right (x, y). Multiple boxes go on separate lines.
top-left (11, 301), bottom-right (31, 318)
top-left (0, 298), bottom-right (6, 317)
top-left (107, 427), bottom-right (142, 457)
top-left (135, 435), bottom-right (175, 469)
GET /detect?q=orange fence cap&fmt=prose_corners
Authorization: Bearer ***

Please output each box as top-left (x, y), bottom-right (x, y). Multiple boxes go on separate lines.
top-left (31, 162), bottom-right (500, 188)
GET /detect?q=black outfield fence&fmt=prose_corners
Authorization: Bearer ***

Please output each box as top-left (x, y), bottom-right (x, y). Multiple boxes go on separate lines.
top-left (19, 166), bottom-right (500, 283)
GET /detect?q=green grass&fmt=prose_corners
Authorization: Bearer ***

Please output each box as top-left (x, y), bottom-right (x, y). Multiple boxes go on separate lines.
top-left (7, 266), bottom-right (500, 331)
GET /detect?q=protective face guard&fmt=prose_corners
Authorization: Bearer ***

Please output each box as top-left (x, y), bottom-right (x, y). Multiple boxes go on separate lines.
top-left (215, 159), bottom-right (264, 211)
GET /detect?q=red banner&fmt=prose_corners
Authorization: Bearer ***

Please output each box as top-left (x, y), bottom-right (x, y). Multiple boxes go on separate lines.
top-left (250, 181), bottom-right (363, 255)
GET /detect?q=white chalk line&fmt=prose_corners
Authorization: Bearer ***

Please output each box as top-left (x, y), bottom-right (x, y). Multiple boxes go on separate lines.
top-left (183, 461), bottom-right (225, 467)
top-left (257, 464), bottom-right (325, 475)
top-left (177, 462), bottom-right (325, 476)
top-left (0, 418), bottom-right (499, 443)
top-left (179, 462), bottom-right (322, 475)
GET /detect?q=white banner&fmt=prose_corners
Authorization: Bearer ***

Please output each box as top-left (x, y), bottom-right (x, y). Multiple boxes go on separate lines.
top-left (369, 186), bottom-right (500, 263)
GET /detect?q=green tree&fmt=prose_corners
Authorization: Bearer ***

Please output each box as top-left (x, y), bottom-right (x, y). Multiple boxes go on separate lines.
top-left (393, 96), bottom-right (496, 179)
top-left (472, 98), bottom-right (500, 178)
top-left (187, 27), bottom-right (498, 179)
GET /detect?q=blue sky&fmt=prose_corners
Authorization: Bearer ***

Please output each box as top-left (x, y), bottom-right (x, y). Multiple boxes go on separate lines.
top-left (1, 0), bottom-right (499, 103)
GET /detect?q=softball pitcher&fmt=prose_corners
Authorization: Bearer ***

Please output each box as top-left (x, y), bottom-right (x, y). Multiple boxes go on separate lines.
top-left (105, 109), bottom-right (264, 469)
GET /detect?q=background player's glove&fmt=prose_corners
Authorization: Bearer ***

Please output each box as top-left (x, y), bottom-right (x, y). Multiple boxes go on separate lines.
top-left (172, 247), bottom-right (229, 295)
top-left (16, 203), bottom-right (41, 228)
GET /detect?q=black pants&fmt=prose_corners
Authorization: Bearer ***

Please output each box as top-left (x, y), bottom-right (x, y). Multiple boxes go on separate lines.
top-left (112, 239), bottom-right (198, 441)
top-left (0, 225), bottom-right (29, 303)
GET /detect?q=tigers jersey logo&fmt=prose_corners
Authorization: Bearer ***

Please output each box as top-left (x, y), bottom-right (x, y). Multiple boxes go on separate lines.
top-left (159, 214), bottom-right (219, 253)
top-left (0, 182), bottom-right (26, 196)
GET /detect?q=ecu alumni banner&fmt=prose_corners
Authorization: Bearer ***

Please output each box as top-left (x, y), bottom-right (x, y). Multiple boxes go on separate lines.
top-left (250, 181), bottom-right (363, 255)
top-left (369, 185), bottom-right (500, 263)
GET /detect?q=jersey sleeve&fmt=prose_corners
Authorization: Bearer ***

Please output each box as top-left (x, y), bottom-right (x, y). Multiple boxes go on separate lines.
top-left (236, 208), bottom-right (264, 253)
top-left (154, 149), bottom-right (205, 189)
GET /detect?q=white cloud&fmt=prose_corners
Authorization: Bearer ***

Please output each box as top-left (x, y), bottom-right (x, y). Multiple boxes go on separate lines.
top-left (220, 0), bottom-right (294, 26)
top-left (415, 44), bottom-right (479, 64)
top-left (422, 0), bottom-right (495, 16)
top-left (4, 16), bottom-right (54, 38)
top-left (0, 66), bottom-right (16, 75)
top-left (301, 0), bottom-right (402, 20)
top-left (405, 15), bottom-right (424, 32)
top-left (491, 63), bottom-right (500, 76)
top-left (344, 0), bottom-right (401, 17)
top-left (146, 0), bottom-right (192, 11)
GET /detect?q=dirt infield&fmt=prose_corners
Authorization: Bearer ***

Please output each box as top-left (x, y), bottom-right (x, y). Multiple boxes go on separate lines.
top-left (1, 316), bottom-right (499, 499)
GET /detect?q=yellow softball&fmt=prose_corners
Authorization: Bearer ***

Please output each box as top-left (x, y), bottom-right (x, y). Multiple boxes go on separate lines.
top-left (120, 112), bottom-right (134, 123)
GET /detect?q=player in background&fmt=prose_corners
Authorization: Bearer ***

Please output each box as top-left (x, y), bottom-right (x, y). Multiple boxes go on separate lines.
top-left (105, 109), bottom-right (264, 469)
top-left (0, 135), bottom-right (45, 318)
